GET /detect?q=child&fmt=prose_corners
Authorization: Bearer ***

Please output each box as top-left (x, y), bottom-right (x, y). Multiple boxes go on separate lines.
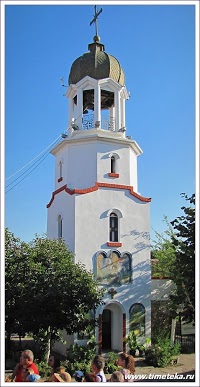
top-left (53, 372), bottom-right (71, 382)
top-left (74, 370), bottom-right (84, 382)
top-left (83, 373), bottom-right (99, 382)
top-left (91, 355), bottom-right (106, 382)
top-left (24, 368), bottom-right (41, 382)
top-left (110, 371), bottom-right (124, 382)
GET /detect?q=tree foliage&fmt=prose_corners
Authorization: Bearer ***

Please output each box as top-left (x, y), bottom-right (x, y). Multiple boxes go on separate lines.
top-left (5, 228), bottom-right (30, 337)
top-left (170, 193), bottom-right (195, 322)
top-left (5, 230), bottom-right (105, 358)
top-left (151, 194), bottom-right (195, 323)
top-left (151, 216), bottom-right (176, 278)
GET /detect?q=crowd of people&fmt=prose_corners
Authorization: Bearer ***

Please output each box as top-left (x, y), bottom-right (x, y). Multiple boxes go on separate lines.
top-left (6, 349), bottom-right (135, 382)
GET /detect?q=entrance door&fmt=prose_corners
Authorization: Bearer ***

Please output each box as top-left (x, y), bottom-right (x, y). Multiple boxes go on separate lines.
top-left (102, 309), bottom-right (111, 350)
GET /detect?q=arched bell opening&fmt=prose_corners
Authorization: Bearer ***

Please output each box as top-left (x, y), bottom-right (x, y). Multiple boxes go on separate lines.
top-left (73, 88), bottom-right (115, 130)
top-left (101, 89), bottom-right (115, 131)
top-left (82, 89), bottom-right (95, 130)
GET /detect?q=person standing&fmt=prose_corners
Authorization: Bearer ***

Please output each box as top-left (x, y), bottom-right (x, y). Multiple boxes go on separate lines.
top-left (117, 352), bottom-right (135, 381)
top-left (46, 354), bottom-right (61, 382)
top-left (12, 349), bottom-right (39, 382)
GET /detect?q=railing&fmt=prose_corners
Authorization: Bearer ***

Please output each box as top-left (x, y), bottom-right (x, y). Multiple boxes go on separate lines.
top-left (82, 113), bottom-right (115, 131)
top-left (102, 115), bottom-right (115, 131)
top-left (82, 114), bottom-right (94, 130)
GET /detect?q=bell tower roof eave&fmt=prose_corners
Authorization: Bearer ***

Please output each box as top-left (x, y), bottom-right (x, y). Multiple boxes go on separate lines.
top-left (67, 76), bottom-right (129, 100)
top-left (49, 131), bottom-right (143, 157)
top-left (68, 76), bottom-right (126, 90)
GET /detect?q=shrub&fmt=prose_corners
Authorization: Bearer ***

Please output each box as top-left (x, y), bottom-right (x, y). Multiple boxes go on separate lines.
top-left (35, 361), bottom-right (51, 377)
top-left (125, 331), bottom-right (138, 352)
top-left (65, 336), bottom-right (97, 376)
top-left (171, 342), bottom-right (181, 356)
top-left (104, 352), bottom-right (118, 374)
top-left (65, 359), bottom-right (91, 376)
top-left (145, 338), bottom-right (181, 368)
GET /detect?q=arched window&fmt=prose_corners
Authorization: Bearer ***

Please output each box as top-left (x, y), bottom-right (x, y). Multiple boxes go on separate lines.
top-left (58, 215), bottom-right (63, 239)
top-left (129, 303), bottom-right (145, 336)
top-left (110, 212), bottom-right (118, 242)
top-left (111, 156), bottom-right (115, 173)
top-left (59, 161), bottom-right (62, 179)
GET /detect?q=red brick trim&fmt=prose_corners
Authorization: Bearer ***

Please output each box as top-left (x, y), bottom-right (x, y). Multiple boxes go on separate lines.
top-left (57, 177), bottom-right (63, 182)
top-left (47, 185), bottom-right (66, 208)
top-left (47, 182), bottom-right (151, 208)
top-left (107, 242), bottom-right (122, 247)
top-left (108, 173), bottom-right (119, 178)
top-left (123, 313), bottom-right (126, 352)
top-left (98, 314), bottom-right (102, 355)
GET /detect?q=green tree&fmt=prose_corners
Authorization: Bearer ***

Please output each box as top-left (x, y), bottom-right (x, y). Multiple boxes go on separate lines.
top-left (5, 229), bottom-right (31, 343)
top-left (170, 193), bottom-right (195, 322)
top-left (151, 216), bottom-right (176, 278)
top-left (5, 230), bottom-right (105, 360)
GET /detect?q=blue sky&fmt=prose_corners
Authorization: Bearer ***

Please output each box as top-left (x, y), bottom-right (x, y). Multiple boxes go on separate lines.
top-left (4, 1), bottom-right (196, 244)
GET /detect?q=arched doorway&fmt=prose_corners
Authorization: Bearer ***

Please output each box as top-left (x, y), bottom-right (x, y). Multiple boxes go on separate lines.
top-left (100, 302), bottom-right (125, 352)
top-left (102, 309), bottom-right (111, 350)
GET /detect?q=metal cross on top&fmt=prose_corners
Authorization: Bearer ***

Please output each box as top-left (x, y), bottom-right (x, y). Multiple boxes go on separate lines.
top-left (90, 5), bottom-right (103, 37)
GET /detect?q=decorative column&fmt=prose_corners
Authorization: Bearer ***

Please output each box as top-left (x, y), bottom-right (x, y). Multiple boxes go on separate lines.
top-left (76, 88), bottom-right (83, 129)
top-left (94, 83), bottom-right (101, 127)
top-left (121, 94), bottom-right (126, 129)
top-left (98, 314), bottom-right (102, 354)
top-left (109, 106), bottom-right (115, 131)
top-left (123, 313), bottom-right (126, 352)
top-left (68, 97), bottom-right (74, 127)
top-left (114, 90), bottom-right (121, 132)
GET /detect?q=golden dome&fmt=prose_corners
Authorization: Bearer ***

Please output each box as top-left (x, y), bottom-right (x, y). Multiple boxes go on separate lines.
top-left (68, 37), bottom-right (125, 86)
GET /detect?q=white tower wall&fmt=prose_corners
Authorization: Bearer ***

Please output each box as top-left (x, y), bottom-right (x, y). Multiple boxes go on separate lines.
top-left (47, 30), bottom-right (152, 353)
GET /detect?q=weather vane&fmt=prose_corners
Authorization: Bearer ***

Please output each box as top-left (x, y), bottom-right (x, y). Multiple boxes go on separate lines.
top-left (90, 5), bottom-right (103, 36)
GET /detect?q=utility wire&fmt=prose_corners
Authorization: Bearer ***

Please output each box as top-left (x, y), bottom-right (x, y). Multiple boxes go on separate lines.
top-left (5, 137), bottom-right (61, 194)
top-left (6, 144), bottom-right (56, 189)
top-left (6, 134), bottom-right (62, 181)
top-left (6, 111), bottom-right (85, 193)
top-left (6, 152), bottom-right (51, 194)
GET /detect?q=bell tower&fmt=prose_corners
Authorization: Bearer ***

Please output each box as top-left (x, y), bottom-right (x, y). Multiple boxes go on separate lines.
top-left (47, 6), bottom-right (152, 354)
top-left (67, 33), bottom-right (129, 135)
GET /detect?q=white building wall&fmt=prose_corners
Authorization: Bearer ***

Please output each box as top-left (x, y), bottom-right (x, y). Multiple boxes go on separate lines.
top-left (73, 188), bottom-right (152, 342)
top-left (129, 150), bottom-right (138, 192)
top-left (106, 303), bottom-right (123, 351)
top-left (67, 142), bottom-right (97, 190)
top-left (53, 142), bottom-right (97, 190)
top-left (53, 331), bottom-right (74, 356)
top-left (47, 129), bottom-right (151, 351)
top-left (74, 189), bottom-right (150, 270)
top-left (55, 148), bottom-right (69, 188)
top-left (47, 191), bottom-right (75, 254)
top-left (96, 143), bottom-right (138, 190)
top-left (51, 133), bottom-right (141, 192)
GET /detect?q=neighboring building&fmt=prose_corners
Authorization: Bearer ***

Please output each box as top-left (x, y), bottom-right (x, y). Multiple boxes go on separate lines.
top-left (47, 13), bottom-right (172, 355)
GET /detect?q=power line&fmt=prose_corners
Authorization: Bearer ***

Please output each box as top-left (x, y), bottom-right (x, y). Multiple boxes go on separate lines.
top-left (6, 146), bottom-right (55, 189)
top-left (6, 152), bottom-right (50, 194)
top-left (5, 137), bottom-right (61, 194)
top-left (6, 134), bottom-right (62, 181)
top-left (6, 113), bottom-right (84, 193)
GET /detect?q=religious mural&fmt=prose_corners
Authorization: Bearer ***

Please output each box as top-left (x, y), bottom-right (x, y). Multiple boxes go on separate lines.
top-left (96, 251), bottom-right (131, 285)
